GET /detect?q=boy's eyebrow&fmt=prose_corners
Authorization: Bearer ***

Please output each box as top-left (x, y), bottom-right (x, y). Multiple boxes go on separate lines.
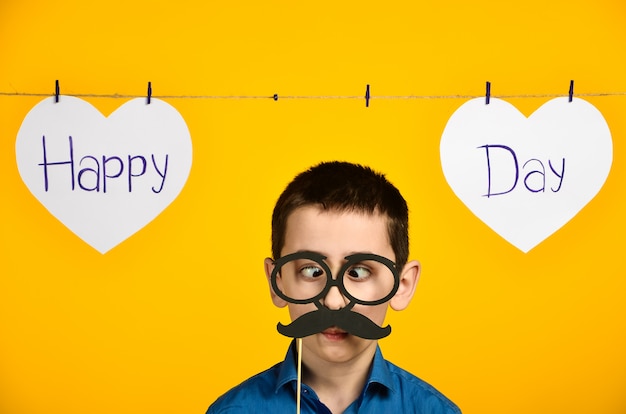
top-left (288, 249), bottom-right (381, 259)
top-left (289, 249), bottom-right (327, 258)
top-left (345, 250), bottom-right (378, 257)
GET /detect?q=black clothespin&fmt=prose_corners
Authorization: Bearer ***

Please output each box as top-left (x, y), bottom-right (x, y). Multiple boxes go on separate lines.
top-left (568, 80), bottom-right (574, 102)
top-left (55, 80), bottom-right (60, 103)
top-left (485, 81), bottom-right (491, 105)
top-left (147, 82), bottom-right (152, 104)
top-left (365, 84), bottom-right (370, 107)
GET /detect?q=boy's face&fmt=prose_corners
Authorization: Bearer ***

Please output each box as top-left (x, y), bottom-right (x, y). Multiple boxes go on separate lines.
top-left (264, 205), bottom-right (419, 365)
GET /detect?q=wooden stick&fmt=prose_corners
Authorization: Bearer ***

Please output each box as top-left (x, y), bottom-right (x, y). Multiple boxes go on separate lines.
top-left (296, 338), bottom-right (303, 414)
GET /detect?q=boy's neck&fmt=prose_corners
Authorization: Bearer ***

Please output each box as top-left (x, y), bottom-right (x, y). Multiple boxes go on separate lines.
top-left (301, 340), bottom-right (378, 413)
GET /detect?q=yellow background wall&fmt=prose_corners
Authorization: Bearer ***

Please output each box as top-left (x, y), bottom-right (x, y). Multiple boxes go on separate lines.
top-left (1, 1), bottom-right (625, 413)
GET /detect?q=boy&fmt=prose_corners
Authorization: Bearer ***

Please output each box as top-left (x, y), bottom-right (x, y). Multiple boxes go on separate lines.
top-left (208, 161), bottom-right (461, 414)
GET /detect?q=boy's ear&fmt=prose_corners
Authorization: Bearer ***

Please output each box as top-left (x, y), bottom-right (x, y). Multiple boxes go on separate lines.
top-left (390, 260), bottom-right (420, 311)
top-left (264, 257), bottom-right (288, 308)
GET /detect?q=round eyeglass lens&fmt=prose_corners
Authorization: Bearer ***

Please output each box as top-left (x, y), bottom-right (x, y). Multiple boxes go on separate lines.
top-left (274, 256), bottom-right (328, 302)
top-left (341, 258), bottom-right (396, 303)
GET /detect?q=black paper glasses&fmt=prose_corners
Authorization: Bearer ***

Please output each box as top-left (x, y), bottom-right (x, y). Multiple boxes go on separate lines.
top-left (270, 251), bottom-right (400, 307)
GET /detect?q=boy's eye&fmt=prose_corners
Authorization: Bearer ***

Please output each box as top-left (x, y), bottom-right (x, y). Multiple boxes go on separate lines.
top-left (347, 266), bottom-right (371, 280)
top-left (300, 266), bottom-right (324, 279)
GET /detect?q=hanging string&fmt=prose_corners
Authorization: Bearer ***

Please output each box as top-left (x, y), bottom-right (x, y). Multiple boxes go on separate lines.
top-left (1, 91), bottom-right (626, 100)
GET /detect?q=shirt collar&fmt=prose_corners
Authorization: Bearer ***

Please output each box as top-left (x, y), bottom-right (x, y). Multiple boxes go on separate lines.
top-left (275, 340), bottom-right (395, 394)
top-left (275, 340), bottom-right (299, 393)
top-left (366, 345), bottom-right (394, 393)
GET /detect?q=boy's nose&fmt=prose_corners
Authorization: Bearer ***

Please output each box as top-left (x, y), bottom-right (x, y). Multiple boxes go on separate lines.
top-left (321, 285), bottom-right (348, 310)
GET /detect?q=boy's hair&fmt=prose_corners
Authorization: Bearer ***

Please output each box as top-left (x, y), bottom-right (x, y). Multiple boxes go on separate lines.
top-left (271, 161), bottom-right (410, 267)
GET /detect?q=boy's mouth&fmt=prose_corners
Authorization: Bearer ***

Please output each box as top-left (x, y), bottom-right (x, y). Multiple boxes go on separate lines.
top-left (321, 327), bottom-right (348, 341)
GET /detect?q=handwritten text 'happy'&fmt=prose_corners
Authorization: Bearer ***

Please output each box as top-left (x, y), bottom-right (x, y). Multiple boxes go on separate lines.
top-left (38, 136), bottom-right (169, 193)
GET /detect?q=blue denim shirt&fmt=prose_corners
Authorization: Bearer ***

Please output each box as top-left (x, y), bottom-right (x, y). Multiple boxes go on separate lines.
top-left (207, 341), bottom-right (461, 414)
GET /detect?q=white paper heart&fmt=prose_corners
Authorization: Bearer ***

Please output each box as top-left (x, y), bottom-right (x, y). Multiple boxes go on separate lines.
top-left (440, 97), bottom-right (612, 253)
top-left (16, 96), bottom-right (192, 254)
